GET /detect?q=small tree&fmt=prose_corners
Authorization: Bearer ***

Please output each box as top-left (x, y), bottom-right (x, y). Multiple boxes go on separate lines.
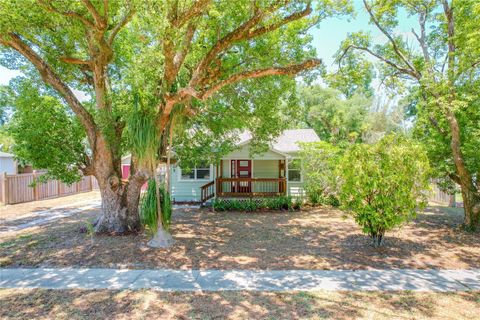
top-left (300, 141), bottom-right (342, 205)
top-left (339, 135), bottom-right (430, 246)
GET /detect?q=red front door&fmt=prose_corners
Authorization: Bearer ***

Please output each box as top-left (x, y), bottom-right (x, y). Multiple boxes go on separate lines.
top-left (231, 160), bottom-right (252, 193)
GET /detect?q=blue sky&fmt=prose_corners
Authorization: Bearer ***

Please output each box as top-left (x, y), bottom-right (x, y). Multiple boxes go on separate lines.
top-left (0, 1), bottom-right (416, 89)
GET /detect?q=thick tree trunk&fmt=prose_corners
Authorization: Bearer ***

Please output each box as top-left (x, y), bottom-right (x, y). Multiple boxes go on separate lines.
top-left (445, 109), bottom-right (480, 231)
top-left (461, 186), bottom-right (480, 232)
top-left (94, 187), bottom-right (138, 234)
top-left (93, 167), bottom-right (146, 234)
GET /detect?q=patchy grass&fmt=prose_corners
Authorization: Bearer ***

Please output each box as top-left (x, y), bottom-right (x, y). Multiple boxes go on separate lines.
top-left (0, 204), bottom-right (479, 270)
top-left (0, 289), bottom-right (479, 319)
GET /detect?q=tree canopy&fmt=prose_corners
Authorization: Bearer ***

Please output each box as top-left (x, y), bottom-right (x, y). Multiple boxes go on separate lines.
top-left (330, 0), bottom-right (480, 230)
top-left (0, 0), bottom-right (351, 234)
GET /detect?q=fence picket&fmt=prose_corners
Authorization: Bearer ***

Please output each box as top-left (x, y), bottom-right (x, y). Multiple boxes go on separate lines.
top-left (0, 172), bottom-right (99, 205)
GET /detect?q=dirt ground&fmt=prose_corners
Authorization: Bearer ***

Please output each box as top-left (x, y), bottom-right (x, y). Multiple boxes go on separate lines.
top-left (0, 191), bottom-right (100, 221)
top-left (0, 289), bottom-right (479, 320)
top-left (0, 196), bottom-right (479, 270)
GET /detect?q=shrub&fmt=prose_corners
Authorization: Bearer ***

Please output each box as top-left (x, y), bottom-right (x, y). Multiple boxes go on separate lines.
top-left (213, 196), bottom-right (300, 212)
top-left (300, 141), bottom-right (343, 206)
top-left (339, 135), bottom-right (430, 246)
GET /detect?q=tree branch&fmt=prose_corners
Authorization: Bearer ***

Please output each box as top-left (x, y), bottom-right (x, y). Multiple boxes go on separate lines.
top-left (108, 6), bottom-right (135, 45)
top-left (60, 56), bottom-right (92, 65)
top-left (189, 8), bottom-right (265, 86)
top-left (2, 33), bottom-right (97, 143)
top-left (38, 0), bottom-right (94, 28)
top-left (173, 0), bottom-right (211, 27)
top-left (363, 0), bottom-right (419, 77)
top-left (246, 3), bottom-right (312, 39)
top-left (190, 2), bottom-right (311, 87)
top-left (197, 58), bottom-right (321, 100)
top-left (412, 10), bottom-right (430, 64)
top-left (346, 44), bottom-right (419, 79)
top-left (81, 0), bottom-right (107, 29)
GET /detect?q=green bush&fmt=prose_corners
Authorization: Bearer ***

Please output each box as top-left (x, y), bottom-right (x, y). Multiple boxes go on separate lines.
top-left (299, 141), bottom-right (343, 206)
top-left (213, 196), bottom-right (300, 212)
top-left (339, 135), bottom-right (430, 246)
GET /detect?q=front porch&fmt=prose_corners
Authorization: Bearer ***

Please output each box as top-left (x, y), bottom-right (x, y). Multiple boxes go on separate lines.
top-left (200, 159), bottom-right (287, 202)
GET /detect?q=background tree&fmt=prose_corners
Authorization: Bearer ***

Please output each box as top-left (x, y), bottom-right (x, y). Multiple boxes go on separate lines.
top-left (339, 134), bottom-right (430, 246)
top-left (333, 0), bottom-right (480, 230)
top-left (0, 0), bottom-right (351, 234)
top-left (293, 85), bottom-right (371, 144)
top-left (299, 141), bottom-right (343, 205)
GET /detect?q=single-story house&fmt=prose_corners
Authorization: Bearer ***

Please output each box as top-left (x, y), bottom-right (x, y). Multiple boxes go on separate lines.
top-left (122, 129), bottom-right (320, 203)
top-left (0, 151), bottom-right (18, 174)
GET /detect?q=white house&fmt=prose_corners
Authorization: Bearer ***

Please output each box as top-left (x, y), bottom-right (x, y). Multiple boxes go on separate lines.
top-left (122, 129), bottom-right (320, 203)
top-left (170, 129), bottom-right (319, 203)
top-left (0, 151), bottom-right (17, 174)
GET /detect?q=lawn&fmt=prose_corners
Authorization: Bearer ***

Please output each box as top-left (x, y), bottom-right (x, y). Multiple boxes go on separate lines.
top-left (1, 198), bottom-right (479, 270)
top-left (0, 289), bottom-right (479, 319)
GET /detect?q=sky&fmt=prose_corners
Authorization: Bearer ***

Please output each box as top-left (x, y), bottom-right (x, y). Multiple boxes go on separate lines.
top-left (0, 1), bottom-right (417, 91)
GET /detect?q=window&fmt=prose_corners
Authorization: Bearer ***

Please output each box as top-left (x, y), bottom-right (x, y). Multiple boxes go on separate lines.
top-left (179, 163), bottom-right (211, 180)
top-left (288, 159), bottom-right (302, 182)
top-left (180, 168), bottom-right (195, 180)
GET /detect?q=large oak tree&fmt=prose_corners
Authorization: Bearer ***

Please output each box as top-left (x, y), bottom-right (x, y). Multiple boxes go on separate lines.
top-left (0, 0), bottom-right (348, 233)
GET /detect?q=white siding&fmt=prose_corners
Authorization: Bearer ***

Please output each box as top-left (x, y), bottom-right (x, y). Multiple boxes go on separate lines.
top-left (168, 141), bottom-right (307, 201)
top-left (252, 160), bottom-right (277, 178)
top-left (169, 165), bottom-right (214, 202)
top-left (288, 182), bottom-right (305, 198)
top-left (121, 155), bottom-right (131, 165)
top-left (0, 157), bottom-right (16, 174)
top-left (221, 159), bottom-right (230, 177)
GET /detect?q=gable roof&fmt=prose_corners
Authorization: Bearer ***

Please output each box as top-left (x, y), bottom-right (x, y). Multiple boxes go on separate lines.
top-left (237, 129), bottom-right (320, 153)
top-left (121, 129), bottom-right (320, 163)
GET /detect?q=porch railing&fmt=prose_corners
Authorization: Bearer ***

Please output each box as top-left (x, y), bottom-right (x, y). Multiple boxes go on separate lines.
top-left (216, 178), bottom-right (286, 198)
top-left (200, 181), bottom-right (215, 203)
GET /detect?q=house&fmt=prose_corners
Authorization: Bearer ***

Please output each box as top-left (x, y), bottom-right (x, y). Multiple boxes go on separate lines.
top-left (0, 151), bottom-right (18, 174)
top-left (121, 129), bottom-right (320, 203)
top-left (171, 129), bottom-right (319, 203)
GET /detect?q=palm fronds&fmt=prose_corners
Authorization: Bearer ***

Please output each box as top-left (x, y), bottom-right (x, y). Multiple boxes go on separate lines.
top-left (140, 179), bottom-right (173, 234)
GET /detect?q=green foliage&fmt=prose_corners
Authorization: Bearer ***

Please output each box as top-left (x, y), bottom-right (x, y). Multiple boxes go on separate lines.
top-left (213, 196), bottom-right (300, 212)
top-left (140, 179), bottom-right (173, 235)
top-left (327, 31), bottom-right (375, 98)
top-left (7, 80), bottom-right (86, 183)
top-left (293, 85), bottom-right (371, 144)
top-left (159, 184), bottom-right (172, 230)
top-left (300, 141), bottom-right (343, 206)
top-left (339, 135), bottom-right (431, 246)
top-left (0, 0), bottom-right (353, 178)
top-left (126, 96), bottom-right (159, 172)
top-left (332, 0), bottom-right (480, 219)
top-left (0, 85), bottom-right (12, 125)
top-left (140, 180), bottom-right (158, 236)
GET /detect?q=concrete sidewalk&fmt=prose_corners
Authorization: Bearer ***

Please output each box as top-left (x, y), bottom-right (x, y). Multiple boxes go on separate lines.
top-left (1, 268), bottom-right (479, 292)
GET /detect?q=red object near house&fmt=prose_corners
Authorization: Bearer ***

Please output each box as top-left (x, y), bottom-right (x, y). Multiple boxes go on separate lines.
top-left (230, 159), bottom-right (252, 193)
top-left (122, 165), bottom-right (130, 179)
top-left (121, 164), bottom-right (147, 190)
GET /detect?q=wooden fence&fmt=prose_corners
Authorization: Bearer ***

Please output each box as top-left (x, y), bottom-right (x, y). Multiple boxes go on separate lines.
top-left (429, 183), bottom-right (455, 206)
top-left (0, 172), bottom-right (99, 205)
